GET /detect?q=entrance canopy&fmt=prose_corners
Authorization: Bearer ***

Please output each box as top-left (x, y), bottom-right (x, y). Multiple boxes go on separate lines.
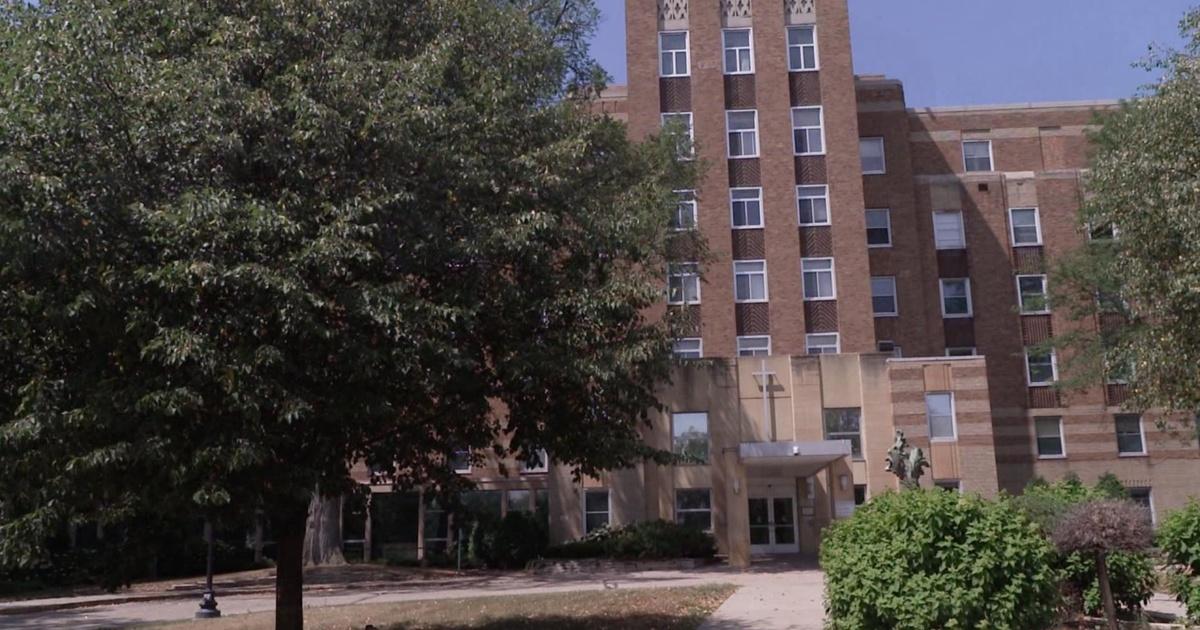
top-left (739, 440), bottom-right (851, 477)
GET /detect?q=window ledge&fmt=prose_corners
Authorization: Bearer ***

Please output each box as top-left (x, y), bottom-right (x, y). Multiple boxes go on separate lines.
top-left (942, 314), bottom-right (974, 319)
top-left (1021, 311), bottom-right (1052, 316)
top-left (930, 437), bottom-right (957, 444)
top-left (731, 225), bottom-right (765, 231)
top-left (804, 297), bottom-right (838, 302)
top-left (1037, 455), bottom-right (1068, 461)
top-left (1118, 452), bottom-right (1149, 458)
top-left (795, 151), bottom-right (828, 157)
top-left (867, 244), bottom-right (893, 249)
top-left (728, 154), bottom-right (760, 160)
top-left (873, 313), bottom-right (899, 319)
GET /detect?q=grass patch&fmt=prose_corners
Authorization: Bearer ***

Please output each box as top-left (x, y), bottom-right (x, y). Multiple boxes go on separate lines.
top-left (150, 584), bottom-right (737, 629)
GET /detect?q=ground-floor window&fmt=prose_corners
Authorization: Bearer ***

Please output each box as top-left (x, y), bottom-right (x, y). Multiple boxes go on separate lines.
top-left (853, 484), bottom-right (867, 506)
top-left (934, 480), bottom-right (961, 493)
top-left (1129, 487), bottom-right (1154, 523)
top-left (675, 488), bottom-right (713, 531)
top-left (584, 489), bottom-right (610, 534)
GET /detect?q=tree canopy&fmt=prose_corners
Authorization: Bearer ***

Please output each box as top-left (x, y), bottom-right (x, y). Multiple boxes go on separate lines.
top-left (0, 0), bottom-right (697, 626)
top-left (1053, 8), bottom-right (1200, 439)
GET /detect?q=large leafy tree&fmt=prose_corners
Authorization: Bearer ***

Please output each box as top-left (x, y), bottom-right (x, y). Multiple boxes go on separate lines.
top-left (1053, 9), bottom-right (1200, 439)
top-left (0, 0), bottom-right (696, 627)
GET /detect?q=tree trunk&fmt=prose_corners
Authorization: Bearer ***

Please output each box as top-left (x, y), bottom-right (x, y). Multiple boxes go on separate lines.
top-left (303, 493), bottom-right (346, 566)
top-left (275, 507), bottom-right (308, 630)
top-left (1096, 553), bottom-right (1118, 630)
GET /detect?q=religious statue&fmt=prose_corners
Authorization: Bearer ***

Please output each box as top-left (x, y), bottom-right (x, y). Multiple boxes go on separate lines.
top-left (884, 430), bottom-right (929, 489)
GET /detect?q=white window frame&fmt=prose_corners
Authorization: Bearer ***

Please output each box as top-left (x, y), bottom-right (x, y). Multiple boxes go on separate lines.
top-left (933, 211), bottom-right (966, 250)
top-left (667, 262), bottom-right (701, 305)
top-left (939, 278), bottom-right (973, 318)
top-left (1115, 414), bottom-right (1148, 456)
top-left (945, 347), bottom-right (978, 357)
top-left (583, 489), bottom-right (612, 534)
top-left (791, 106), bottom-right (825, 156)
top-left (733, 260), bottom-right (769, 303)
top-left (1016, 274), bottom-right (1050, 315)
top-left (451, 449), bottom-right (472, 474)
top-left (521, 448), bottom-right (549, 473)
top-left (962, 139), bottom-right (994, 173)
top-left (726, 110), bottom-right (760, 158)
top-left (877, 340), bottom-right (902, 357)
top-left (671, 190), bottom-right (697, 232)
top-left (1009, 207), bottom-right (1043, 246)
top-left (926, 392), bottom-right (957, 442)
top-left (661, 111), bottom-right (695, 161)
top-left (1024, 347), bottom-right (1058, 386)
top-left (674, 488), bottom-right (714, 531)
top-left (736, 335), bottom-right (771, 357)
top-left (801, 257), bottom-right (837, 301)
top-left (722, 28), bottom-right (754, 75)
top-left (673, 337), bottom-right (703, 359)
top-left (730, 187), bottom-right (764, 229)
top-left (1129, 487), bottom-right (1155, 523)
top-left (871, 276), bottom-right (898, 317)
top-left (797, 185), bottom-right (830, 226)
top-left (672, 412), bottom-right (710, 464)
top-left (1034, 416), bottom-right (1066, 459)
top-left (865, 208), bottom-right (892, 247)
top-left (786, 25), bottom-right (819, 71)
top-left (859, 137), bottom-right (886, 175)
top-left (806, 333), bottom-right (840, 355)
top-left (658, 31), bottom-right (690, 77)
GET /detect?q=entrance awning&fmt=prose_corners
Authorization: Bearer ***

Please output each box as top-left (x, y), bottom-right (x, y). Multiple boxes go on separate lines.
top-left (739, 440), bottom-right (851, 476)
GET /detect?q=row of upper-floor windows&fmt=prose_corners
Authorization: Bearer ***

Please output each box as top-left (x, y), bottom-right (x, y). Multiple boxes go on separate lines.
top-left (667, 257), bottom-right (836, 305)
top-left (858, 137), bottom-right (996, 175)
top-left (672, 333), bottom-right (840, 360)
top-left (672, 185), bottom-right (831, 230)
top-left (662, 107), bottom-right (825, 159)
top-left (659, 26), bottom-right (818, 78)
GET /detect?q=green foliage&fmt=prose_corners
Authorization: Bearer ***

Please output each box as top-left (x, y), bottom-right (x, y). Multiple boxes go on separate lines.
top-left (466, 511), bottom-right (548, 570)
top-left (820, 489), bottom-right (1059, 630)
top-left (1093, 473), bottom-right (1130, 500)
top-left (1050, 8), bottom-right (1200, 437)
top-left (1158, 500), bottom-right (1200, 623)
top-left (543, 520), bottom-right (716, 561)
top-left (1062, 550), bottom-right (1155, 617)
top-left (0, 0), bottom-right (697, 597)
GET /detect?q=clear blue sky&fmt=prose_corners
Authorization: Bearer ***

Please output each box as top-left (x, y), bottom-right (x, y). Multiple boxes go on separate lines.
top-left (589, 0), bottom-right (1195, 106)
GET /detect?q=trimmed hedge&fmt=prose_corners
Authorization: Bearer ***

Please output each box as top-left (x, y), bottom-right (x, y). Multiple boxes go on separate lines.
top-left (543, 520), bottom-right (716, 560)
top-left (1158, 500), bottom-right (1200, 625)
top-left (821, 489), bottom-right (1059, 630)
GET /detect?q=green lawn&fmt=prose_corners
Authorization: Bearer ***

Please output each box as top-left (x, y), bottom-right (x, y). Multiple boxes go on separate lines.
top-left (151, 584), bottom-right (738, 629)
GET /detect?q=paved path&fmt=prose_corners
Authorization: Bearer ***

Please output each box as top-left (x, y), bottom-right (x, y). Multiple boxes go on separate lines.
top-left (699, 558), bottom-right (825, 630)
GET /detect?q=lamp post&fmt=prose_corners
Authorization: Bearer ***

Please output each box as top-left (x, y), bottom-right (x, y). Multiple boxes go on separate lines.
top-left (195, 518), bottom-right (221, 619)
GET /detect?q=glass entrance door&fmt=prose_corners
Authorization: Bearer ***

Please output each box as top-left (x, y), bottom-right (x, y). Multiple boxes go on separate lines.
top-left (748, 485), bottom-right (800, 554)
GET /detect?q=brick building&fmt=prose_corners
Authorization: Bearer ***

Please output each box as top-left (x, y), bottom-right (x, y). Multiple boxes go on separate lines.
top-left (352, 0), bottom-right (1198, 566)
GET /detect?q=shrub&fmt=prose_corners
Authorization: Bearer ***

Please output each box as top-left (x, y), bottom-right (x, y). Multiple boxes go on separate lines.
top-left (543, 520), bottom-right (716, 561)
top-left (1158, 500), bottom-right (1200, 625)
top-left (820, 489), bottom-right (1058, 630)
top-left (1063, 550), bottom-right (1156, 617)
top-left (1051, 500), bottom-right (1153, 628)
top-left (466, 511), bottom-right (548, 569)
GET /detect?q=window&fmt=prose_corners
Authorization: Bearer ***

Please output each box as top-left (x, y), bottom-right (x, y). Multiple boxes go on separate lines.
top-left (854, 484), bottom-right (867, 506)
top-left (506, 489), bottom-right (532, 513)
top-left (1035, 416), bottom-right (1065, 458)
top-left (791, 107), bottom-right (824, 155)
top-left (946, 347), bottom-right (977, 357)
top-left (734, 260), bottom-right (768, 302)
top-left (673, 338), bottom-right (702, 359)
top-left (859, 137), bottom-right (886, 174)
top-left (667, 263), bottom-right (700, 305)
top-left (1009, 208), bottom-right (1043, 246)
top-left (1115, 414), bottom-right (1146, 455)
top-left (671, 190), bottom-right (697, 231)
top-left (871, 276), bottom-right (898, 316)
top-left (722, 29), bottom-right (753, 74)
top-left (935, 480), bottom-right (962, 493)
top-left (1025, 347), bottom-right (1057, 386)
top-left (865, 209), bottom-right (892, 247)
top-left (933, 211), bottom-right (966, 249)
top-left (940, 278), bottom-right (973, 318)
top-left (675, 489), bottom-right (713, 530)
top-left (962, 139), bottom-right (993, 172)
top-left (726, 110), bottom-right (759, 158)
top-left (806, 333), bottom-right (839, 355)
top-left (797, 185), bottom-right (829, 226)
top-left (661, 112), bottom-right (694, 159)
top-left (672, 412), bottom-right (709, 464)
top-left (584, 489), bottom-right (611, 533)
top-left (926, 392), bottom-right (956, 440)
top-left (520, 448), bottom-right (549, 473)
top-left (823, 408), bottom-right (862, 458)
top-left (730, 188), bottom-right (763, 228)
top-left (802, 258), bottom-right (836, 300)
top-left (1017, 275), bottom-right (1049, 314)
top-left (659, 32), bottom-right (689, 77)
top-left (786, 25), bottom-right (818, 70)
top-left (877, 340), bottom-right (902, 357)
top-left (737, 335), bottom-right (771, 357)
top-left (1129, 487), bottom-right (1154, 522)
top-left (450, 449), bottom-right (471, 474)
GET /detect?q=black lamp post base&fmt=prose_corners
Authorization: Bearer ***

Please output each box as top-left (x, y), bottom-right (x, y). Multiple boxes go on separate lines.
top-left (195, 591), bottom-right (221, 619)
top-left (195, 608), bottom-right (222, 619)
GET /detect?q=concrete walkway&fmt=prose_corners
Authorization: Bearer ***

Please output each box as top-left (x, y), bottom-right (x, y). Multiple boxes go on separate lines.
top-left (699, 557), bottom-right (825, 630)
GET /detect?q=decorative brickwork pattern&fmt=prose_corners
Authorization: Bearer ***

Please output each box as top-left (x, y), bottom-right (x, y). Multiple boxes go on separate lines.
top-left (784, 0), bottom-right (814, 19)
top-left (735, 302), bottom-right (770, 334)
top-left (942, 318), bottom-right (976, 348)
top-left (672, 305), bottom-right (702, 336)
top-left (1028, 386), bottom-right (1060, 409)
top-left (1106, 383), bottom-right (1130, 406)
top-left (731, 229), bottom-right (766, 259)
top-left (658, 0), bottom-right (688, 22)
top-left (1013, 246), bottom-right (1045, 274)
top-left (789, 72), bottom-right (821, 106)
top-left (724, 75), bottom-right (756, 109)
top-left (873, 318), bottom-right (896, 344)
top-left (799, 226), bottom-right (833, 257)
top-left (1021, 315), bottom-right (1053, 345)
top-left (666, 236), bottom-right (702, 261)
top-left (728, 159), bottom-right (761, 187)
top-left (804, 301), bottom-right (838, 332)
top-left (794, 156), bottom-right (827, 184)
top-left (659, 77), bottom-right (692, 112)
top-left (1098, 313), bottom-right (1126, 334)
top-left (721, 0), bottom-right (752, 19)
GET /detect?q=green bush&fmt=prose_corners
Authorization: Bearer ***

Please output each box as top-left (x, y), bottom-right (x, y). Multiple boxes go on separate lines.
top-left (1062, 550), bottom-right (1155, 617)
top-left (544, 520), bottom-right (716, 561)
top-left (1158, 500), bottom-right (1200, 624)
top-left (821, 489), bottom-right (1059, 630)
top-left (466, 510), bottom-right (548, 569)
